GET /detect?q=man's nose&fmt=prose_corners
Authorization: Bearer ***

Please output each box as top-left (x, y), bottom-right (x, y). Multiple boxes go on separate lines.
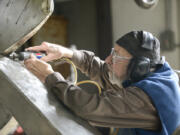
top-left (105, 55), bottom-right (113, 65)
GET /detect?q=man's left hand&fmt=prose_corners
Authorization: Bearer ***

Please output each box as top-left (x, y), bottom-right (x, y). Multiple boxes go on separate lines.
top-left (24, 55), bottom-right (54, 83)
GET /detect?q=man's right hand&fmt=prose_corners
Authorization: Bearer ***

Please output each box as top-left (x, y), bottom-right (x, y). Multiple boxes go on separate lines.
top-left (25, 42), bottom-right (73, 62)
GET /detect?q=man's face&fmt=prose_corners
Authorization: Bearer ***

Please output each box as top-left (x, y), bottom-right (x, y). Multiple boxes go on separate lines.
top-left (105, 44), bottom-right (132, 81)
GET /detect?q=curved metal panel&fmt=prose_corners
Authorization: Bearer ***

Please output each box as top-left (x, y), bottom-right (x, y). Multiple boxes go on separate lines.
top-left (0, 102), bottom-right (11, 129)
top-left (0, 57), bottom-right (101, 135)
top-left (0, 0), bottom-right (54, 54)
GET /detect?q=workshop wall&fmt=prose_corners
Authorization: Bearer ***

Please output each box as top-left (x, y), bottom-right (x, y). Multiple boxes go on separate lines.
top-left (54, 0), bottom-right (98, 53)
top-left (53, 0), bottom-right (98, 81)
top-left (111, 0), bottom-right (180, 69)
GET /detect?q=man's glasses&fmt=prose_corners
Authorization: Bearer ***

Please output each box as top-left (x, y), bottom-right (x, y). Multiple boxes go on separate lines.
top-left (110, 48), bottom-right (131, 62)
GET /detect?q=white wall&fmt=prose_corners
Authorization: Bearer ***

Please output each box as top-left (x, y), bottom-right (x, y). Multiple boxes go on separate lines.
top-left (111, 0), bottom-right (180, 69)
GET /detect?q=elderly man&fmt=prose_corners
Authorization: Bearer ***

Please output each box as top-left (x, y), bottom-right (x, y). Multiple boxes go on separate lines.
top-left (24, 31), bottom-right (180, 135)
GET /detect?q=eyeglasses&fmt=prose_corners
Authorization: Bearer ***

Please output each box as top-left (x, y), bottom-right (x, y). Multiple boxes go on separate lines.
top-left (110, 48), bottom-right (131, 62)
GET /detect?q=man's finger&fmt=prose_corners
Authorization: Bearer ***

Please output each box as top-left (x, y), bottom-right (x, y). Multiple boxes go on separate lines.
top-left (24, 56), bottom-right (38, 70)
top-left (25, 61), bottom-right (40, 73)
top-left (25, 62), bottom-right (33, 70)
top-left (28, 57), bottom-right (49, 71)
top-left (25, 61), bottom-right (47, 83)
top-left (40, 53), bottom-right (61, 62)
top-left (24, 59), bottom-right (32, 65)
top-left (40, 55), bottom-right (53, 62)
top-left (26, 65), bottom-right (43, 80)
top-left (24, 55), bottom-right (36, 65)
top-left (25, 45), bottom-right (46, 52)
top-left (30, 54), bottom-right (36, 59)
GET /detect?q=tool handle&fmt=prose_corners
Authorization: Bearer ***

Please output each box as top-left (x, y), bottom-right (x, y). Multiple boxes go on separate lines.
top-left (19, 51), bottom-right (46, 60)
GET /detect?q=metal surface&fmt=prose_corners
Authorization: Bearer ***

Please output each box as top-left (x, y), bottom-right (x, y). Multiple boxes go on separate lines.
top-left (0, 0), bottom-right (54, 54)
top-left (0, 103), bottom-right (11, 129)
top-left (134, 0), bottom-right (159, 9)
top-left (0, 57), bottom-right (101, 135)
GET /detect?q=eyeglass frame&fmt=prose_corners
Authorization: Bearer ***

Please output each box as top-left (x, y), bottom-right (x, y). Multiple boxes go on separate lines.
top-left (110, 48), bottom-right (131, 62)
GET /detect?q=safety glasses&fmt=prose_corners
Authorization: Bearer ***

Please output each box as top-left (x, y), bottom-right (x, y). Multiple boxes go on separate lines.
top-left (110, 48), bottom-right (131, 62)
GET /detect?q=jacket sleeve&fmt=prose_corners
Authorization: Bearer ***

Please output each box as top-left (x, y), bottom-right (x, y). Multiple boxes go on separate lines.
top-left (45, 72), bottom-right (161, 131)
top-left (71, 50), bottom-right (107, 88)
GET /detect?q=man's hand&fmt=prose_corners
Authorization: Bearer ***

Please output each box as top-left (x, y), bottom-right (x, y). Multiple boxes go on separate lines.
top-left (24, 55), bottom-right (54, 83)
top-left (25, 42), bottom-right (73, 62)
